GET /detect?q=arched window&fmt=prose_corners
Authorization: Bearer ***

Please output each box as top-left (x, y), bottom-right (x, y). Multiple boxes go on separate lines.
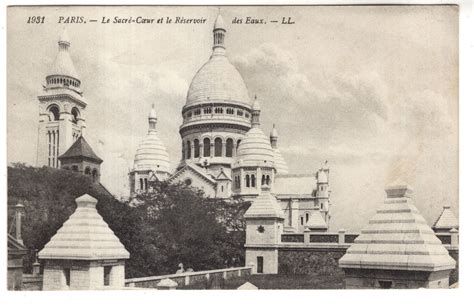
top-left (193, 139), bottom-right (200, 158)
top-left (266, 175), bottom-right (271, 186)
top-left (71, 107), bottom-right (79, 124)
top-left (237, 176), bottom-right (241, 188)
top-left (214, 138), bottom-right (222, 157)
top-left (251, 175), bottom-right (256, 187)
top-left (306, 213), bottom-right (309, 223)
top-left (226, 139), bottom-right (233, 157)
top-left (237, 139), bottom-right (242, 150)
top-left (203, 138), bottom-right (211, 157)
top-left (140, 178), bottom-right (143, 190)
top-left (245, 175), bottom-right (250, 188)
top-left (85, 167), bottom-right (91, 176)
top-left (48, 105), bottom-right (60, 121)
top-left (186, 141), bottom-right (191, 159)
top-left (144, 178), bottom-right (148, 190)
top-left (300, 216), bottom-right (304, 225)
top-left (92, 169), bottom-right (98, 183)
top-left (261, 175), bottom-right (265, 186)
top-left (71, 165), bottom-right (78, 172)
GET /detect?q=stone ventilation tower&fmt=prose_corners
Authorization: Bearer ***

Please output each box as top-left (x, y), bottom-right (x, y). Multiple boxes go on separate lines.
top-left (129, 104), bottom-right (171, 196)
top-left (37, 28), bottom-right (86, 168)
top-left (339, 183), bottom-right (455, 289)
top-left (179, 12), bottom-right (252, 177)
top-left (39, 194), bottom-right (130, 290)
top-left (244, 179), bottom-right (285, 274)
top-left (232, 97), bottom-right (275, 199)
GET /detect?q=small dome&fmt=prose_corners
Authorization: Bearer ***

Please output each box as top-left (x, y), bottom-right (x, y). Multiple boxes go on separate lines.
top-left (236, 127), bottom-right (274, 167)
top-left (133, 131), bottom-right (171, 173)
top-left (273, 148), bottom-right (289, 174)
top-left (186, 55), bottom-right (250, 107)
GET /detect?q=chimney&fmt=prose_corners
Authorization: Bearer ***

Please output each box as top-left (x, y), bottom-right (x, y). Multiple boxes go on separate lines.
top-left (15, 203), bottom-right (25, 244)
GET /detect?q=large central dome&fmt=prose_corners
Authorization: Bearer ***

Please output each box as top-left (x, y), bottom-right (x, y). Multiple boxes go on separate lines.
top-left (186, 55), bottom-right (250, 106)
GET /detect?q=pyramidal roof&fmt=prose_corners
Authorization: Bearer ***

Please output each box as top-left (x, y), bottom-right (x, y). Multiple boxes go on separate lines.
top-left (433, 205), bottom-right (458, 230)
top-left (39, 194), bottom-right (129, 260)
top-left (59, 136), bottom-right (103, 163)
top-left (244, 187), bottom-right (284, 219)
top-left (306, 211), bottom-right (328, 230)
top-left (339, 184), bottom-right (455, 272)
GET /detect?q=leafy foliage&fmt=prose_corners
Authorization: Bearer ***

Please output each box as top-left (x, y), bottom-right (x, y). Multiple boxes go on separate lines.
top-left (7, 164), bottom-right (248, 278)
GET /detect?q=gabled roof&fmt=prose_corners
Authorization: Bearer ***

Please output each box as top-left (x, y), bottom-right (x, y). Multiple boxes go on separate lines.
top-left (433, 205), bottom-right (458, 230)
top-left (39, 194), bottom-right (129, 260)
top-left (339, 184), bottom-right (455, 272)
top-left (215, 169), bottom-right (231, 181)
top-left (58, 136), bottom-right (103, 163)
top-left (169, 161), bottom-right (216, 185)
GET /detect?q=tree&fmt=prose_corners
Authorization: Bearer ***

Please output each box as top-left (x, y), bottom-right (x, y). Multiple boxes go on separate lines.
top-left (7, 164), bottom-right (248, 278)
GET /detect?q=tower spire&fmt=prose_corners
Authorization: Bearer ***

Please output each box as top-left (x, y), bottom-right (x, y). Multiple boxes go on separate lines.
top-left (270, 124), bottom-right (278, 148)
top-left (251, 95), bottom-right (261, 127)
top-left (212, 11), bottom-right (226, 56)
top-left (148, 104), bottom-right (157, 132)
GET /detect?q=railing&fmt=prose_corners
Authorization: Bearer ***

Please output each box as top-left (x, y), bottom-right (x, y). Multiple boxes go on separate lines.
top-left (125, 266), bottom-right (252, 289)
top-left (280, 229), bottom-right (459, 248)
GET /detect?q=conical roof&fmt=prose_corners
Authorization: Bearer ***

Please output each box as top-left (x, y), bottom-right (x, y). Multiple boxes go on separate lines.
top-left (244, 188), bottom-right (284, 219)
top-left (48, 28), bottom-right (80, 80)
top-left (306, 211), bottom-right (327, 230)
top-left (433, 205), bottom-right (458, 230)
top-left (214, 13), bottom-right (225, 30)
top-left (39, 194), bottom-right (129, 260)
top-left (59, 136), bottom-right (102, 163)
top-left (339, 184), bottom-right (455, 272)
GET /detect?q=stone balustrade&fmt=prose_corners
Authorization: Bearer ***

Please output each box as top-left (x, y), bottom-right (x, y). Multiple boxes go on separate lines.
top-left (280, 229), bottom-right (459, 248)
top-left (124, 266), bottom-right (252, 289)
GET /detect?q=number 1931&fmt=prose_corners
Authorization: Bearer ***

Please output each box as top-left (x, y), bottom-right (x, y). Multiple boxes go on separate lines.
top-left (27, 16), bottom-right (45, 24)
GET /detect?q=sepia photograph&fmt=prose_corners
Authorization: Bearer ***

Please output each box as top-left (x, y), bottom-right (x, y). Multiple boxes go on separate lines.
top-left (3, 3), bottom-right (465, 296)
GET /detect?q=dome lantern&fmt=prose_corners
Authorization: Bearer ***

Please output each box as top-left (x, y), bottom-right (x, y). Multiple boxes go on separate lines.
top-left (212, 12), bottom-right (226, 56)
top-left (148, 103), bottom-right (157, 131)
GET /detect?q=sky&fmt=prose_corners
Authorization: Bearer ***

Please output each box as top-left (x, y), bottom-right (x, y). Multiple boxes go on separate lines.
top-left (7, 5), bottom-right (458, 231)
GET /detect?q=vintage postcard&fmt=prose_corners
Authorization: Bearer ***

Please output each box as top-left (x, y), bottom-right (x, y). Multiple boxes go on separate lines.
top-left (5, 4), bottom-right (459, 293)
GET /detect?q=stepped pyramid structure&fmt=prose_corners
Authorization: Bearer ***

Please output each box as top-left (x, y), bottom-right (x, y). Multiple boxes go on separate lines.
top-left (339, 183), bottom-right (455, 289)
top-left (432, 205), bottom-right (459, 233)
top-left (39, 194), bottom-right (129, 290)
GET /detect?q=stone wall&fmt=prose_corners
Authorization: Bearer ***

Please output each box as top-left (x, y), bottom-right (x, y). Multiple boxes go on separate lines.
top-left (278, 247), bottom-right (347, 275)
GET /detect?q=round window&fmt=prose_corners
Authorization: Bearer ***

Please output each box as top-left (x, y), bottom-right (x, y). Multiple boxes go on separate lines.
top-left (184, 178), bottom-right (192, 186)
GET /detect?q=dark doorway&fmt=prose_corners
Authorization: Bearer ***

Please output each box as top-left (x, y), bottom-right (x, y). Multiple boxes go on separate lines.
top-left (257, 256), bottom-right (263, 274)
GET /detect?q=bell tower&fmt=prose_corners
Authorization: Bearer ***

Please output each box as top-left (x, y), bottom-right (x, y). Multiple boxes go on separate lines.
top-left (37, 28), bottom-right (86, 168)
